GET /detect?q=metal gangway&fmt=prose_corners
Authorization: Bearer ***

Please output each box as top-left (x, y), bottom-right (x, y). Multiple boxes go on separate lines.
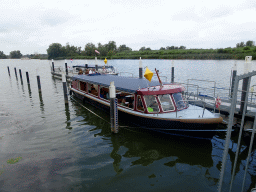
top-left (218, 69), bottom-right (256, 192)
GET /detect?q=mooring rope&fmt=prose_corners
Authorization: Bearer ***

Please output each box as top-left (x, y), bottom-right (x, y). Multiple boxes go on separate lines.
top-left (70, 96), bottom-right (111, 125)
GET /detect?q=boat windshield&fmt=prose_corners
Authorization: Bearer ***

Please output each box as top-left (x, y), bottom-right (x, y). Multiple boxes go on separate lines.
top-left (158, 94), bottom-right (174, 112)
top-left (173, 93), bottom-right (186, 110)
top-left (144, 95), bottom-right (159, 113)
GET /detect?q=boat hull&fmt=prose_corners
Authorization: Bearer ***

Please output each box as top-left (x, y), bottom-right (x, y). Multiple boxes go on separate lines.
top-left (71, 90), bottom-right (223, 135)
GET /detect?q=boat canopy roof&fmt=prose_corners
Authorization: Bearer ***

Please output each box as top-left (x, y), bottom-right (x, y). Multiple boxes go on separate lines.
top-left (72, 74), bottom-right (163, 93)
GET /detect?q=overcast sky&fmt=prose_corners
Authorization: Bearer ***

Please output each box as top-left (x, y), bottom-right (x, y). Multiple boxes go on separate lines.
top-left (1, 0), bottom-right (256, 55)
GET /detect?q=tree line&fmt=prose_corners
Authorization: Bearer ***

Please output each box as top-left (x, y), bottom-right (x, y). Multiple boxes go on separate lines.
top-left (0, 50), bottom-right (22, 59)
top-left (1, 40), bottom-right (255, 60)
top-left (46, 41), bottom-right (188, 60)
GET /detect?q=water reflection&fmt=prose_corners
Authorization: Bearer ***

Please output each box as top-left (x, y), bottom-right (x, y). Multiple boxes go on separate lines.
top-left (70, 93), bottom-right (256, 191)
top-left (38, 91), bottom-right (44, 113)
top-left (65, 104), bottom-right (71, 130)
top-left (27, 84), bottom-right (32, 98)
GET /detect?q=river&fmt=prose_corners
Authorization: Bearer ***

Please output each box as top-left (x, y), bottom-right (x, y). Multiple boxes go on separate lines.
top-left (0, 59), bottom-right (256, 191)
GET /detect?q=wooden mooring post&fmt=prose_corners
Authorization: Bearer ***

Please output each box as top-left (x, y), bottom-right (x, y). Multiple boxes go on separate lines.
top-left (7, 66), bottom-right (10, 76)
top-left (230, 61), bottom-right (237, 97)
top-left (62, 72), bottom-right (68, 104)
top-left (52, 59), bottom-right (55, 72)
top-left (139, 57), bottom-right (143, 78)
top-left (171, 60), bottom-right (175, 83)
top-left (14, 67), bottom-right (17, 78)
top-left (26, 72), bottom-right (30, 84)
top-left (109, 81), bottom-right (118, 133)
top-left (37, 75), bottom-right (41, 92)
top-left (65, 60), bottom-right (68, 75)
top-left (19, 69), bottom-right (23, 83)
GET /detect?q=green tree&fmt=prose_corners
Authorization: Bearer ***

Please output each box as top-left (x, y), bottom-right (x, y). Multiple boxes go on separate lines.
top-left (139, 47), bottom-right (146, 51)
top-left (117, 44), bottom-right (132, 52)
top-left (97, 43), bottom-right (108, 56)
top-left (10, 50), bottom-right (22, 58)
top-left (84, 43), bottom-right (96, 56)
top-left (236, 42), bottom-right (245, 48)
top-left (246, 40), bottom-right (254, 47)
top-left (105, 41), bottom-right (117, 52)
top-left (0, 51), bottom-right (7, 59)
top-left (179, 46), bottom-right (186, 49)
top-left (166, 46), bottom-right (175, 50)
top-left (160, 47), bottom-right (165, 50)
top-left (65, 43), bottom-right (79, 57)
top-left (47, 43), bottom-right (64, 59)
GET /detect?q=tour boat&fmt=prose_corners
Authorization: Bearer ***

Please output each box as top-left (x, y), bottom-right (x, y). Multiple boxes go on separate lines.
top-left (69, 73), bottom-right (223, 133)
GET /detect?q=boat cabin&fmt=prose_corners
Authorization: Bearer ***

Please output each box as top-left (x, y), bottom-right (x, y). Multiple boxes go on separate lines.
top-left (71, 75), bottom-right (187, 114)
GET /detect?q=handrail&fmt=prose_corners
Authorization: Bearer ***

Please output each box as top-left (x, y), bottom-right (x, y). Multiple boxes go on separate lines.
top-left (176, 99), bottom-right (210, 118)
top-left (187, 79), bottom-right (216, 97)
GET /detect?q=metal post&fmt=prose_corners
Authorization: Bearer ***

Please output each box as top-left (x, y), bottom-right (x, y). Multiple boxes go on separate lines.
top-left (62, 72), bottom-right (68, 104)
top-left (95, 65), bottom-right (98, 72)
top-left (139, 57), bottom-right (143, 78)
top-left (109, 81), bottom-right (118, 133)
top-left (171, 60), bottom-right (174, 83)
top-left (240, 56), bottom-right (252, 114)
top-left (65, 60), bottom-right (68, 75)
top-left (230, 61), bottom-right (237, 98)
top-left (14, 67), bottom-right (17, 78)
top-left (26, 72), bottom-right (30, 84)
top-left (230, 76), bottom-right (252, 191)
top-left (218, 76), bottom-right (239, 192)
top-left (85, 64), bottom-right (88, 69)
top-left (52, 59), bottom-right (55, 72)
top-left (7, 66), bottom-right (10, 76)
top-left (37, 75), bottom-right (41, 92)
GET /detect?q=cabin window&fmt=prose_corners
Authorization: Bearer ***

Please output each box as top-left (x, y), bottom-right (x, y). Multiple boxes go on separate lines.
top-left (144, 95), bottom-right (159, 113)
top-left (137, 95), bottom-right (144, 111)
top-left (173, 93), bottom-right (186, 110)
top-left (100, 86), bottom-right (110, 100)
top-left (80, 81), bottom-right (87, 92)
top-left (117, 90), bottom-right (134, 109)
top-left (158, 94), bottom-right (174, 112)
top-left (88, 83), bottom-right (98, 96)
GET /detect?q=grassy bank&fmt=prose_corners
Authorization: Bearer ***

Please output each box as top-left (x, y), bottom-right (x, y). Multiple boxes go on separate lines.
top-left (49, 47), bottom-right (256, 60)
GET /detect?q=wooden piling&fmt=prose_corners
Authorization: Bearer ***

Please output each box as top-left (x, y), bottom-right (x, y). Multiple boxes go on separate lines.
top-left (26, 72), bottom-right (30, 84)
top-left (14, 67), bottom-right (17, 78)
top-left (171, 60), bottom-right (174, 83)
top-left (37, 75), bottom-right (41, 92)
top-left (19, 69), bottom-right (23, 82)
top-left (52, 59), bottom-right (55, 72)
top-left (7, 66), bottom-right (10, 76)
top-left (65, 60), bottom-right (68, 75)
top-left (139, 57), bottom-right (142, 79)
top-left (231, 61), bottom-right (237, 97)
top-left (62, 72), bottom-right (68, 104)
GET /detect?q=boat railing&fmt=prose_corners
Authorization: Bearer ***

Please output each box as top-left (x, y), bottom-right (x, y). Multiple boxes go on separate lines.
top-left (176, 99), bottom-right (217, 118)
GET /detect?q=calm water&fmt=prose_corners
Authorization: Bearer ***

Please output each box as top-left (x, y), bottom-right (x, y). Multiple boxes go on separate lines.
top-left (1, 59), bottom-right (256, 192)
